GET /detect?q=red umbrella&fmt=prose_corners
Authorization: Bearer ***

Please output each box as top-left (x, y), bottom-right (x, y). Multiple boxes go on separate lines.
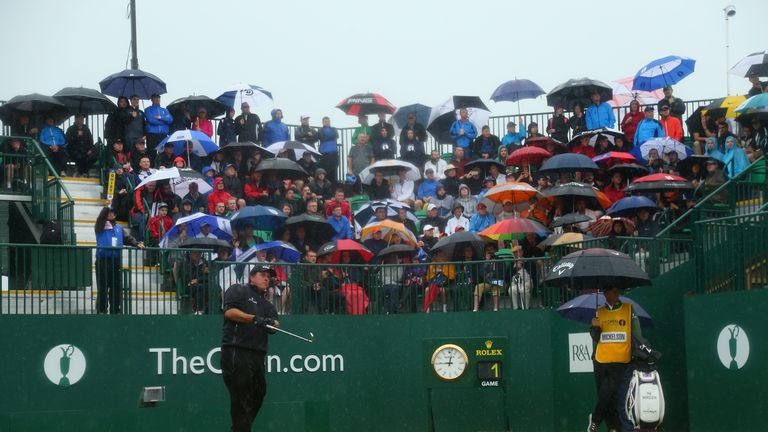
top-left (632, 173), bottom-right (688, 183)
top-left (525, 136), bottom-right (568, 153)
top-left (592, 151), bottom-right (637, 168)
top-left (588, 216), bottom-right (636, 237)
top-left (507, 146), bottom-right (552, 167)
top-left (317, 239), bottom-right (374, 264)
top-left (336, 92), bottom-right (396, 116)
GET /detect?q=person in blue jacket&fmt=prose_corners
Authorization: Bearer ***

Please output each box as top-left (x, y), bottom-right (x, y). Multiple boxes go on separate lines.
top-left (585, 90), bottom-right (616, 130)
top-left (722, 136), bottom-right (750, 178)
top-left (144, 94), bottom-right (174, 152)
top-left (327, 204), bottom-right (353, 240)
top-left (501, 120), bottom-right (526, 151)
top-left (318, 116), bottom-right (340, 184)
top-left (94, 206), bottom-right (144, 314)
top-left (633, 106), bottom-right (664, 146)
top-left (38, 115), bottom-right (68, 175)
top-left (262, 109), bottom-right (290, 146)
top-left (449, 108), bottom-right (477, 153)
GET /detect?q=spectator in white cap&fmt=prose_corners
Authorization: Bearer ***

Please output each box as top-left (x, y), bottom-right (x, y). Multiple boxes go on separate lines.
top-left (418, 223), bottom-right (438, 254)
top-left (421, 203), bottom-right (446, 235)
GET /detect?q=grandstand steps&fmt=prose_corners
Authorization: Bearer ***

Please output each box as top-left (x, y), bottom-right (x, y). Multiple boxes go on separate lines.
top-left (61, 177), bottom-right (110, 245)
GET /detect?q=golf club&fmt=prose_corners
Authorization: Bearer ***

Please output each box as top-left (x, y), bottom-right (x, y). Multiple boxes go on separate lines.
top-left (266, 324), bottom-right (315, 343)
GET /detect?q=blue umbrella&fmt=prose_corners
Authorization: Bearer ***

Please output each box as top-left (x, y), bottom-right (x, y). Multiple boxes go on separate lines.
top-left (156, 130), bottom-right (219, 157)
top-left (237, 241), bottom-right (301, 264)
top-left (632, 55), bottom-right (696, 92)
top-left (605, 196), bottom-right (659, 217)
top-left (538, 153), bottom-right (599, 174)
top-left (490, 79), bottom-right (546, 114)
top-left (392, 103), bottom-right (431, 131)
top-left (160, 213), bottom-right (233, 248)
top-left (229, 205), bottom-right (287, 231)
top-left (216, 84), bottom-right (273, 109)
top-left (98, 69), bottom-right (167, 99)
top-left (735, 93), bottom-right (768, 113)
top-left (557, 292), bottom-right (654, 327)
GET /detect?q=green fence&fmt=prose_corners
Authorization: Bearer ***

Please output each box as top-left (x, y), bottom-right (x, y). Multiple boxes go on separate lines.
top-left (694, 212), bottom-right (768, 294)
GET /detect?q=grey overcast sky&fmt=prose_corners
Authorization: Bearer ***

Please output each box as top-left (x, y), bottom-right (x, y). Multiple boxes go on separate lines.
top-left (1, 0), bottom-right (766, 127)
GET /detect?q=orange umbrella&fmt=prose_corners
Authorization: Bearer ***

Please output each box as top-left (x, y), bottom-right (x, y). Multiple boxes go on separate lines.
top-left (360, 219), bottom-right (418, 246)
top-left (480, 182), bottom-right (543, 215)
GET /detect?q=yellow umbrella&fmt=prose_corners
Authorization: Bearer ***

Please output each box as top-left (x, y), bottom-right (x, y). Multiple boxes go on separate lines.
top-left (360, 219), bottom-right (418, 246)
top-left (703, 95), bottom-right (746, 119)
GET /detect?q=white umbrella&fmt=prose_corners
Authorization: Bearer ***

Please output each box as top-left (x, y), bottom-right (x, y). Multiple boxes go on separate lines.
top-left (729, 51), bottom-right (768, 77)
top-left (359, 160), bottom-right (421, 185)
top-left (639, 137), bottom-right (690, 161)
top-left (264, 140), bottom-right (321, 159)
top-left (216, 83), bottom-right (274, 111)
top-left (135, 167), bottom-right (212, 196)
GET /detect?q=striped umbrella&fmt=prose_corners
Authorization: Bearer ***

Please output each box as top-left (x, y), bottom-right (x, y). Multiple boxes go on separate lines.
top-left (632, 55), bottom-right (696, 91)
top-left (360, 220), bottom-right (418, 246)
top-left (704, 95), bottom-right (747, 119)
top-left (156, 130), bottom-right (219, 157)
top-left (336, 92), bottom-right (396, 116)
top-left (608, 76), bottom-right (664, 108)
top-left (735, 93), bottom-right (768, 113)
top-left (729, 51), bottom-right (768, 77)
top-left (216, 84), bottom-right (273, 110)
top-left (479, 217), bottom-right (549, 241)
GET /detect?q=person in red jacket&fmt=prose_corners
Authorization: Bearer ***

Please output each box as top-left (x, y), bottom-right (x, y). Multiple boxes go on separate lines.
top-left (192, 108), bottom-right (214, 137)
top-left (602, 172), bottom-right (626, 204)
top-left (148, 203), bottom-right (174, 243)
top-left (620, 100), bottom-right (645, 145)
top-left (323, 188), bottom-right (352, 222)
top-left (659, 104), bottom-right (683, 141)
top-left (244, 171), bottom-right (270, 206)
top-left (208, 177), bottom-right (233, 214)
top-left (570, 135), bottom-right (596, 158)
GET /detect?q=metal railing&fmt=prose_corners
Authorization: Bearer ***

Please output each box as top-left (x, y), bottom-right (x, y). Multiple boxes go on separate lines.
top-left (27, 139), bottom-right (76, 244)
top-left (694, 212), bottom-right (768, 294)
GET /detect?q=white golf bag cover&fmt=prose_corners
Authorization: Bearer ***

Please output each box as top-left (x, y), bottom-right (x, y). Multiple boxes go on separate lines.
top-left (625, 369), bottom-right (665, 430)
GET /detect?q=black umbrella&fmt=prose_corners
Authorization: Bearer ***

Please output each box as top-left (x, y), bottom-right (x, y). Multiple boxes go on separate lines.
top-left (464, 159), bottom-right (505, 175)
top-left (607, 163), bottom-right (650, 179)
top-left (427, 96), bottom-right (490, 144)
top-left (282, 214), bottom-right (337, 242)
top-left (252, 158), bottom-right (308, 180)
top-left (53, 87), bottom-right (117, 115)
top-left (392, 103), bottom-right (431, 131)
top-left (0, 93), bottom-right (70, 125)
top-left (430, 231), bottom-right (485, 260)
top-left (625, 180), bottom-right (694, 194)
top-left (544, 247), bottom-right (651, 290)
top-left (167, 95), bottom-right (228, 119)
top-left (99, 68), bottom-right (167, 99)
top-left (179, 237), bottom-right (232, 251)
top-left (676, 155), bottom-right (724, 178)
top-left (550, 213), bottom-right (592, 229)
top-left (729, 50), bottom-right (768, 77)
top-left (546, 77), bottom-right (613, 109)
top-left (538, 153), bottom-right (599, 174)
top-left (377, 244), bottom-right (416, 258)
top-left (544, 182), bottom-right (611, 211)
top-left (335, 92), bottom-right (396, 116)
top-left (685, 106), bottom-right (707, 133)
top-left (219, 141), bottom-right (274, 157)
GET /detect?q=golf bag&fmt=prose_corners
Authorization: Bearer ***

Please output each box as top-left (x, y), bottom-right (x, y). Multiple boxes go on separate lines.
top-left (625, 335), bottom-right (665, 430)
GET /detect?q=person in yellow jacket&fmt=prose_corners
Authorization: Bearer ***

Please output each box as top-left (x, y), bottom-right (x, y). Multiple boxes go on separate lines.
top-left (587, 285), bottom-right (642, 432)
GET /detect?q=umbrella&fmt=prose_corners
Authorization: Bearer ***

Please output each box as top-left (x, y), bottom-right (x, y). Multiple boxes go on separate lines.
top-left (735, 93), bottom-right (768, 113)
top-left (98, 69), bottom-right (167, 99)
top-left (360, 220), bottom-right (418, 246)
top-left (377, 244), bottom-right (416, 258)
top-left (544, 247), bottom-right (651, 290)
top-left (588, 216), bottom-right (635, 237)
top-left (607, 163), bottom-right (650, 179)
top-left (677, 155), bottom-right (725, 178)
top-left (480, 182), bottom-right (542, 214)
top-left (538, 232), bottom-right (592, 248)
top-left (359, 159), bottom-right (420, 184)
top-left (252, 158), bottom-right (308, 180)
top-left (569, 128), bottom-right (626, 148)
top-left (632, 55), bottom-right (696, 91)
top-left (336, 92), bottom-right (396, 116)
top-left (639, 137), bottom-right (692, 161)
top-left (546, 77), bottom-right (613, 109)
top-left (608, 76), bottom-right (665, 108)
top-left (156, 130), bottom-right (219, 157)
top-left (229, 205), bottom-right (287, 231)
top-left (282, 214), bottom-right (337, 242)
top-left (729, 51), bottom-right (768, 77)
top-left (544, 182), bottom-right (612, 210)
top-left (135, 167), bottom-right (212, 197)
top-left (216, 84), bottom-right (273, 109)
top-left (491, 79), bottom-right (546, 102)
top-left (160, 213), bottom-right (232, 247)
top-left (592, 152), bottom-right (637, 167)
top-left (237, 241), bottom-right (301, 264)
top-left (167, 95), bottom-right (228, 119)
top-left (430, 231), bottom-right (485, 260)
top-left (538, 153), bottom-right (599, 174)
top-left (53, 87), bottom-right (117, 115)
top-left (625, 173), bottom-right (694, 194)
top-left (704, 95), bottom-right (747, 119)
top-left (605, 196), bottom-right (659, 217)
top-left (507, 146), bottom-right (552, 167)
top-left (550, 213), bottom-right (592, 229)
top-left (557, 293), bottom-right (653, 327)
top-left (264, 140), bottom-right (321, 159)
top-left (479, 217), bottom-right (549, 241)
top-left (179, 237), bottom-right (233, 251)
top-left (317, 239), bottom-right (374, 264)
top-left (464, 159), bottom-right (505, 175)
top-left (427, 97), bottom-right (491, 144)
top-left (392, 103), bottom-right (431, 133)
top-left (219, 141), bottom-right (274, 156)
top-left (353, 199), bottom-right (417, 228)
top-left (0, 93), bottom-right (70, 125)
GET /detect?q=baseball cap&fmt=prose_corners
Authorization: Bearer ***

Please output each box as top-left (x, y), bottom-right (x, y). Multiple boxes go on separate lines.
top-left (444, 164), bottom-right (457, 171)
top-left (484, 175), bottom-right (495, 183)
top-left (150, 93), bottom-right (161, 99)
top-left (476, 202), bottom-right (487, 209)
top-left (659, 104), bottom-right (670, 110)
top-left (158, 202), bottom-right (169, 210)
top-left (426, 203), bottom-right (437, 211)
top-left (507, 121), bottom-right (516, 127)
top-left (644, 106), bottom-right (655, 112)
top-left (301, 115), bottom-right (310, 120)
top-left (423, 224), bottom-right (434, 232)
top-left (250, 264), bottom-right (276, 277)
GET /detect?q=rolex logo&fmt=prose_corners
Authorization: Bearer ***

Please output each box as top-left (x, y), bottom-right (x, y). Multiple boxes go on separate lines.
top-left (485, 340), bottom-right (493, 349)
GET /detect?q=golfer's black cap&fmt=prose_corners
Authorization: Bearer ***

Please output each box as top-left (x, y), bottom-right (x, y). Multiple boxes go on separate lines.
top-left (644, 106), bottom-right (655, 112)
top-left (250, 264), bottom-right (276, 277)
top-left (150, 93), bottom-right (161, 99)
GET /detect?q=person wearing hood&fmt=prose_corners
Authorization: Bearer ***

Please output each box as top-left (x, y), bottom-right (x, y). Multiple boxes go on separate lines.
top-left (201, 165), bottom-right (216, 187)
top-left (175, 199), bottom-right (196, 221)
top-left (222, 163), bottom-right (243, 198)
top-left (496, 145), bottom-right (510, 166)
top-left (38, 115), bottom-right (68, 175)
top-left (455, 184), bottom-right (477, 218)
top-left (620, 100), bottom-right (644, 145)
top-left (704, 137), bottom-right (725, 162)
top-left (208, 177), bottom-right (233, 214)
top-left (501, 121), bottom-right (525, 151)
top-left (432, 185), bottom-right (454, 219)
top-left (217, 108), bottom-right (238, 146)
top-left (183, 181), bottom-right (208, 214)
top-left (262, 109), bottom-right (290, 146)
top-left (309, 168), bottom-right (333, 201)
top-left (471, 126), bottom-right (501, 159)
top-left (445, 203), bottom-right (470, 235)
top-left (723, 135), bottom-right (749, 178)
top-left (371, 112), bottom-right (395, 145)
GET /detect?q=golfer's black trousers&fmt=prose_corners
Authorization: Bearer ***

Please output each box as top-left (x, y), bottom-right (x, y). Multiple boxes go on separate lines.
top-left (592, 361), bottom-right (627, 429)
top-left (222, 347), bottom-right (267, 432)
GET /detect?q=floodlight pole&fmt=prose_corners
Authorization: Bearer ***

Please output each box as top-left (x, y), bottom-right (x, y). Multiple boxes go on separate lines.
top-left (130, 0), bottom-right (139, 70)
top-left (724, 6), bottom-right (733, 95)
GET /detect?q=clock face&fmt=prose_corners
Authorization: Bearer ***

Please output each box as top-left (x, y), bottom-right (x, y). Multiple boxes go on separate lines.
top-left (431, 344), bottom-right (468, 381)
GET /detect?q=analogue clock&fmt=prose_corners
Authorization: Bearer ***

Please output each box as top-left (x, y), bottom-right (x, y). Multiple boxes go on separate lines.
top-left (431, 344), bottom-right (468, 381)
